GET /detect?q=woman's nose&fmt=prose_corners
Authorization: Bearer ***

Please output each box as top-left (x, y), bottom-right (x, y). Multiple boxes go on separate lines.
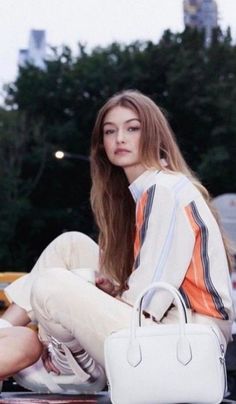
top-left (116, 128), bottom-right (125, 143)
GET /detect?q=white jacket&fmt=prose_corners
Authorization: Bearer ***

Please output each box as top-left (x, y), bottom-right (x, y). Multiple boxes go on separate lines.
top-left (122, 170), bottom-right (234, 322)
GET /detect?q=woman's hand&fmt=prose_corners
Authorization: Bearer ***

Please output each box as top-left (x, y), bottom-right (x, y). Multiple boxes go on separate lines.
top-left (95, 276), bottom-right (118, 297)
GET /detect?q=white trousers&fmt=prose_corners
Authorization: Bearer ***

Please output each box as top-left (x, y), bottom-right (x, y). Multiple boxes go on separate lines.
top-left (5, 231), bottom-right (231, 368)
top-left (5, 232), bottom-right (154, 367)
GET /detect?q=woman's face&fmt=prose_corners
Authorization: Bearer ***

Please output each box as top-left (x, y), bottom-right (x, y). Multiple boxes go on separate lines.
top-left (102, 106), bottom-right (146, 183)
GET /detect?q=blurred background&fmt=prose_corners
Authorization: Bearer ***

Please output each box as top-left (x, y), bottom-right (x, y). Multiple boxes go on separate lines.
top-left (0, 0), bottom-right (235, 272)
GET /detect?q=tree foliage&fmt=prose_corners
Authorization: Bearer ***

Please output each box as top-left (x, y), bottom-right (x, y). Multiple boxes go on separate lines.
top-left (1, 28), bottom-right (236, 269)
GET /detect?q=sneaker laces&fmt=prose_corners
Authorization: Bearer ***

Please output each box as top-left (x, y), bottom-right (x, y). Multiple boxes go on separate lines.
top-left (48, 336), bottom-right (99, 383)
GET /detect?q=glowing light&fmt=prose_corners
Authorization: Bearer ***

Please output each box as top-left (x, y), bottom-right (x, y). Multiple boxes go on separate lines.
top-left (55, 150), bottom-right (65, 159)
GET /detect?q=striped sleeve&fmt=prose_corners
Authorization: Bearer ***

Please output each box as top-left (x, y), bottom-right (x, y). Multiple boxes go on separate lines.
top-left (182, 201), bottom-right (229, 320)
top-left (122, 183), bottom-right (195, 321)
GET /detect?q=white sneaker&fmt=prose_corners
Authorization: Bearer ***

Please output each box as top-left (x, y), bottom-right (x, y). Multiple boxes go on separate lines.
top-left (13, 337), bottom-right (107, 394)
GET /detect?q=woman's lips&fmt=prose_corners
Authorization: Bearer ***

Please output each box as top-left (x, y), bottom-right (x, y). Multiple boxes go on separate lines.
top-left (114, 148), bottom-right (130, 154)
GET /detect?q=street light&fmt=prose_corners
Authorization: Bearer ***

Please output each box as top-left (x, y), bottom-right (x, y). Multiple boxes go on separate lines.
top-left (55, 150), bottom-right (65, 159)
top-left (54, 150), bottom-right (90, 162)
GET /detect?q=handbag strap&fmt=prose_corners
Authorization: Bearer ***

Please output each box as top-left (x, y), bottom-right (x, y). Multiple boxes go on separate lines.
top-left (132, 282), bottom-right (187, 334)
top-left (127, 282), bottom-right (192, 367)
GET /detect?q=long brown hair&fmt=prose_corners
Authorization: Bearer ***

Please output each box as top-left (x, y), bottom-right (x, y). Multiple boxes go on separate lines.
top-left (90, 90), bottom-right (232, 291)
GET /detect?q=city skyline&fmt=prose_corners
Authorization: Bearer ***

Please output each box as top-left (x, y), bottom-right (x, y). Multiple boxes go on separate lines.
top-left (184, 0), bottom-right (218, 45)
top-left (0, 0), bottom-right (235, 94)
top-left (18, 29), bottom-right (46, 70)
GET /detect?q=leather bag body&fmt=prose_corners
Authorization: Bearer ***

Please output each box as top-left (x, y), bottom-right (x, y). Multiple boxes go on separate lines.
top-left (104, 282), bottom-right (227, 404)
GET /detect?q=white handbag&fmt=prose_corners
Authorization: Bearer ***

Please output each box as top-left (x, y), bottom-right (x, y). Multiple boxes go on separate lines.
top-left (104, 282), bottom-right (227, 404)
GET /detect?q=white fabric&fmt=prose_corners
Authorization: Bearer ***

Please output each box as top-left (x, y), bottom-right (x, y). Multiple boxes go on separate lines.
top-left (5, 230), bottom-right (232, 363)
top-left (122, 170), bottom-right (234, 326)
top-left (105, 282), bottom-right (226, 404)
top-left (0, 319), bottom-right (12, 328)
top-left (5, 232), bottom-right (99, 321)
top-left (30, 267), bottom-right (154, 367)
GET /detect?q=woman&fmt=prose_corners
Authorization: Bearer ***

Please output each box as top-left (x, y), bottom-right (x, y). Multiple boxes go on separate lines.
top-left (0, 90), bottom-right (234, 393)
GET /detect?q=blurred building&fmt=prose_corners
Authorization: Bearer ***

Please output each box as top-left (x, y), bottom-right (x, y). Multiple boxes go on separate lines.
top-left (212, 193), bottom-right (236, 268)
top-left (18, 29), bottom-right (46, 69)
top-left (183, 0), bottom-right (218, 45)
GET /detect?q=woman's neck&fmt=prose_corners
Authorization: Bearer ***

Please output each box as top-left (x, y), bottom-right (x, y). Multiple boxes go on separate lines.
top-left (123, 165), bottom-right (147, 184)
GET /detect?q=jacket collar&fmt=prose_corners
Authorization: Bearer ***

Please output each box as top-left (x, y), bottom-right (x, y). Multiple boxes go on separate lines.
top-left (128, 169), bottom-right (160, 202)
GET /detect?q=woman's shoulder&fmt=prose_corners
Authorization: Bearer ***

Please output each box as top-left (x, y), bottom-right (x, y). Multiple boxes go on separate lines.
top-left (155, 171), bottom-right (200, 204)
top-left (156, 171), bottom-right (188, 190)
top-left (133, 170), bottom-right (197, 204)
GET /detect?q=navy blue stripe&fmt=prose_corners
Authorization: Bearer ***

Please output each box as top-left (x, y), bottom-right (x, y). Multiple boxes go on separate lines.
top-left (134, 185), bottom-right (156, 270)
top-left (179, 287), bottom-right (192, 309)
top-left (190, 201), bottom-right (228, 320)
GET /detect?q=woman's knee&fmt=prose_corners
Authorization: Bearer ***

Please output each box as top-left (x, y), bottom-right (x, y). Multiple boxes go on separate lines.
top-left (54, 231), bottom-right (96, 251)
top-left (30, 268), bottom-right (68, 312)
top-left (52, 231), bottom-right (98, 270)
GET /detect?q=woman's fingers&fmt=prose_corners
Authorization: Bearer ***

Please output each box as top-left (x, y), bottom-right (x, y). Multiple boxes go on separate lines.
top-left (96, 277), bottom-right (116, 294)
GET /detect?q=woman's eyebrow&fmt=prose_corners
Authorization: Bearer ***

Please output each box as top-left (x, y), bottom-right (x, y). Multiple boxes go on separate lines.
top-left (102, 121), bottom-right (113, 127)
top-left (103, 118), bottom-right (140, 127)
top-left (125, 118), bottom-right (141, 123)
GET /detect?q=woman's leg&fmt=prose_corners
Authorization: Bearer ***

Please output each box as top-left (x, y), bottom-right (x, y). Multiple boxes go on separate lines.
top-left (12, 268), bottom-right (141, 395)
top-left (0, 327), bottom-right (42, 379)
top-left (4, 232), bottom-right (99, 322)
top-left (30, 268), bottom-right (152, 368)
top-left (1, 232), bottom-right (100, 393)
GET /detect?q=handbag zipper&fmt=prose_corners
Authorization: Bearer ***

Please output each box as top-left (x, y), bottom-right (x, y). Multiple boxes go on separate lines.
top-left (211, 329), bottom-right (227, 396)
top-left (220, 344), bottom-right (228, 396)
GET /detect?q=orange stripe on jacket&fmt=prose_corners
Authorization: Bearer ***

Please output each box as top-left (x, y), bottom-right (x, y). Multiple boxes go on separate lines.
top-left (133, 191), bottom-right (148, 264)
top-left (182, 204), bottom-right (223, 319)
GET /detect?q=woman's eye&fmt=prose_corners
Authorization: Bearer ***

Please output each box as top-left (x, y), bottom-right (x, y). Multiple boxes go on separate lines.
top-left (128, 126), bottom-right (140, 132)
top-left (104, 129), bottom-right (115, 135)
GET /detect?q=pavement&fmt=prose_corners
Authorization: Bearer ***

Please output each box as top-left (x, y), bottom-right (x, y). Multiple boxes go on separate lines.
top-left (0, 393), bottom-right (236, 404)
top-left (0, 392), bottom-right (111, 403)
top-left (0, 379), bottom-right (111, 403)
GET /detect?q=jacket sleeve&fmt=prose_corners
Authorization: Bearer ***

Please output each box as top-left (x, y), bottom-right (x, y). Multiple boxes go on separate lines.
top-left (121, 184), bottom-right (195, 321)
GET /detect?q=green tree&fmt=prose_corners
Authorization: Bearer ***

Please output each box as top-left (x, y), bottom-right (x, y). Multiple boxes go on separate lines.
top-left (0, 109), bottom-right (46, 266)
top-left (1, 28), bottom-right (235, 269)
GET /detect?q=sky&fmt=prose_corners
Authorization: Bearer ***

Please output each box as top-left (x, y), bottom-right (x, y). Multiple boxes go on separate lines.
top-left (0, 0), bottom-right (235, 93)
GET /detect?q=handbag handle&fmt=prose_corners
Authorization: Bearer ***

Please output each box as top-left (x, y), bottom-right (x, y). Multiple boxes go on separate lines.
top-left (133, 281), bottom-right (188, 329)
top-left (127, 282), bottom-right (192, 367)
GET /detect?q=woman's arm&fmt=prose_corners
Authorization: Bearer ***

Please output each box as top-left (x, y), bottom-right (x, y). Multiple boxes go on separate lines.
top-left (122, 183), bottom-right (195, 320)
